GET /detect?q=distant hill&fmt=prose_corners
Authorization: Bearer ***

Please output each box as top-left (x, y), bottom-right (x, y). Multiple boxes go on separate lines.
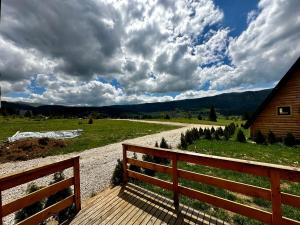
top-left (1, 89), bottom-right (271, 117)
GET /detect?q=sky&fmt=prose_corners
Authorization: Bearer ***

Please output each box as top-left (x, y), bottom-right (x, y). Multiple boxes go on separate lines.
top-left (0, 0), bottom-right (300, 106)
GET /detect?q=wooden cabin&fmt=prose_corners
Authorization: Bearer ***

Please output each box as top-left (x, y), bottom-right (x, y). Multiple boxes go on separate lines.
top-left (245, 57), bottom-right (300, 140)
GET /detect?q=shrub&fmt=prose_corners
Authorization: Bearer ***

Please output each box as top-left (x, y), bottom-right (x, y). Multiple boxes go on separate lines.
top-left (197, 114), bottom-right (202, 120)
top-left (224, 127), bottom-right (230, 140)
top-left (180, 133), bottom-right (188, 149)
top-left (204, 129), bottom-right (212, 140)
top-left (153, 138), bottom-right (170, 165)
top-left (284, 133), bottom-right (296, 147)
top-left (191, 128), bottom-right (199, 140)
top-left (267, 131), bottom-right (276, 144)
top-left (211, 127), bottom-right (215, 134)
top-left (198, 128), bottom-right (204, 136)
top-left (236, 129), bottom-right (246, 143)
top-left (214, 132), bottom-right (220, 140)
top-left (45, 172), bottom-right (75, 223)
top-left (155, 141), bottom-right (159, 147)
top-left (164, 114), bottom-right (170, 119)
top-left (129, 153), bottom-right (141, 173)
top-left (142, 154), bottom-right (155, 176)
top-left (185, 130), bottom-right (193, 145)
top-left (208, 105), bottom-right (217, 122)
top-left (216, 127), bottom-right (224, 136)
top-left (111, 159), bottom-right (124, 185)
top-left (88, 118), bottom-right (93, 124)
top-left (254, 130), bottom-right (266, 144)
top-left (15, 183), bottom-right (45, 223)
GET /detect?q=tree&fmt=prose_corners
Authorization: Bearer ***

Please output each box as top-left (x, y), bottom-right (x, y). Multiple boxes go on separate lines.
top-left (236, 129), bottom-right (246, 143)
top-left (164, 114), bottom-right (170, 119)
top-left (208, 105), bottom-right (217, 122)
top-left (180, 133), bottom-right (188, 149)
top-left (197, 114), bottom-right (202, 120)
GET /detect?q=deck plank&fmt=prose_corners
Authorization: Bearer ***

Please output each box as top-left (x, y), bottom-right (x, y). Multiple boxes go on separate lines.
top-left (70, 184), bottom-right (229, 225)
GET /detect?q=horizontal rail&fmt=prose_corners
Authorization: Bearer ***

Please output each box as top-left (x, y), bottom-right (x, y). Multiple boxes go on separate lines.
top-left (179, 186), bottom-right (272, 224)
top-left (17, 195), bottom-right (74, 225)
top-left (128, 170), bottom-right (173, 191)
top-left (2, 177), bottom-right (74, 217)
top-left (0, 157), bottom-right (81, 225)
top-left (0, 157), bottom-right (76, 191)
top-left (178, 169), bottom-right (271, 200)
top-left (123, 143), bottom-right (300, 224)
top-left (127, 158), bottom-right (173, 175)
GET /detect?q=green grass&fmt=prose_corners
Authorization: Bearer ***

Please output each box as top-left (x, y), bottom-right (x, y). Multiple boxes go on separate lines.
top-left (0, 117), bottom-right (179, 155)
top-left (149, 117), bottom-right (244, 126)
top-left (136, 138), bottom-right (300, 224)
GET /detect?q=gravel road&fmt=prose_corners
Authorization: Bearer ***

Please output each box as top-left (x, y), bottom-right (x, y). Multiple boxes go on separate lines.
top-left (0, 120), bottom-right (221, 224)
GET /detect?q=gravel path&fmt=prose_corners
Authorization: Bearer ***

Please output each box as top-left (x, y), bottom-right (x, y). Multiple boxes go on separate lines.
top-left (0, 120), bottom-right (221, 224)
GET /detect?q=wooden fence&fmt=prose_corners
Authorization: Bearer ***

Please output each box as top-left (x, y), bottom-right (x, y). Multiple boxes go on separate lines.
top-left (0, 157), bottom-right (81, 225)
top-left (123, 143), bottom-right (300, 225)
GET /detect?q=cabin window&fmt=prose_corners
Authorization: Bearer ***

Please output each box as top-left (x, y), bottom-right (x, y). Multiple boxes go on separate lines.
top-left (277, 106), bottom-right (291, 115)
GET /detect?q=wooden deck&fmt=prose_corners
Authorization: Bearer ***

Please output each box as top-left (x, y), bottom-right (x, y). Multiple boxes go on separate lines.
top-left (70, 184), bottom-right (228, 225)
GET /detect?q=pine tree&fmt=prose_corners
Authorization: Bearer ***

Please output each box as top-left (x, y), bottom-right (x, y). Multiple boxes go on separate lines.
top-left (208, 105), bottom-right (217, 122)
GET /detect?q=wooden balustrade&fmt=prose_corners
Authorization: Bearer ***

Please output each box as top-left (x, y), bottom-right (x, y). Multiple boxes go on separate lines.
top-left (122, 143), bottom-right (300, 225)
top-left (0, 157), bottom-right (81, 225)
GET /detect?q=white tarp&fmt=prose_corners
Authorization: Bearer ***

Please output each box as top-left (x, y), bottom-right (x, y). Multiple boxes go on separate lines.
top-left (8, 129), bottom-right (83, 142)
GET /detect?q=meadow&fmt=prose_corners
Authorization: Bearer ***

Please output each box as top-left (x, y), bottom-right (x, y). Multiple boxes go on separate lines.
top-left (137, 133), bottom-right (300, 224)
top-left (0, 117), bottom-right (178, 156)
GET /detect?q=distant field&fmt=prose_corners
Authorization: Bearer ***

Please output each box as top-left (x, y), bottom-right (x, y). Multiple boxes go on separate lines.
top-left (0, 117), bottom-right (179, 156)
top-left (138, 139), bottom-right (300, 224)
top-left (149, 117), bottom-right (244, 126)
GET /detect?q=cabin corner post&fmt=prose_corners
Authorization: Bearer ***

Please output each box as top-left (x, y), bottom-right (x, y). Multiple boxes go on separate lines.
top-left (0, 190), bottom-right (3, 225)
top-left (172, 154), bottom-right (179, 210)
top-left (122, 144), bottom-right (128, 184)
top-left (73, 157), bottom-right (81, 212)
top-left (270, 170), bottom-right (282, 225)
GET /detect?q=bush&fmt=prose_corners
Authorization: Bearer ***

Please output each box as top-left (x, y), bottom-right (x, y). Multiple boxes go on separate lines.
top-left (267, 131), bottom-right (276, 144)
top-left (214, 132), bottom-right (220, 140)
top-left (15, 183), bottom-right (45, 223)
top-left (236, 129), bottom-right (246, 143)
top-left (204, 129), bottom-right (212, 140)
top-left (254, 130), bottom-right (266, 144)
top-left (155, 141), bottom-right (159, 147)
top-left (198, 128), bottom-right (204, 136)
top-left (180, 133), bottom-right (188, 149)
top-left (284, 133), bottom-right (296, 147)
top-left (88, 118), bottom-right (93, 124)
top-left (111, 159), bottom-right (124, 185)
top-left (224, 127), bottom-right (230, 140)
top-left (153, 138), bottom-right (170, 165)
top-left (164, 114), bottom-right (170, 119)
top-left (211, 127), bottom-right (215, 134)
top-left (45, 172), bottom-right (75, 223)
top-left (129, 153), bottom-right (141, 173)
top-left (208, 105), bottom-right (217, 122)
top-left (185, 130), bottom-right (193, 145)
top-left (216, 127), bottom-right (224, 136)
top-left (142, 154), bottom-right (155, 176)
top-left (197, 114), bottom-right (202, 120)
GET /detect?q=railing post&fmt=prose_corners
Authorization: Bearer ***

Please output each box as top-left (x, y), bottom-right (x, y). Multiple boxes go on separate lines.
top-left (123, 145), bottom-right (128, 184)
top-left (172, 154), bottom-right (179, 210)
top-left (270, 170), bottom-right (282, 225)
top-left (0, 190), bottom-right (3, 225)
top-left (73, 157), bottom-right (81, 213)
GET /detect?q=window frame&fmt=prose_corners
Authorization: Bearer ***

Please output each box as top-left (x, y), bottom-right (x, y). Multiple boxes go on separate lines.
top-left (277, 106), bottom-right (292, 116)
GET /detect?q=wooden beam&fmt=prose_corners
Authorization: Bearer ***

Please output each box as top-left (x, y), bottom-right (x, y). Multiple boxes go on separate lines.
top-left (270, 171), bottom-right (282, 225)
top-left (2, 177), bottom-right (74, 217)
top-left (127, 170), bottom-right (173, 191)
top-left (172, 155), bottom-right (179, 209)
top-left (179, 186), bottom-right (272, 224)
top-left (178, 169), bottom-right (271, 200)
top-left (127, 158), bottom-right (172, 175)
top-left (73, 157), bottom-right (81, 212)
top-left (0, 157), bottom-right (77, 191)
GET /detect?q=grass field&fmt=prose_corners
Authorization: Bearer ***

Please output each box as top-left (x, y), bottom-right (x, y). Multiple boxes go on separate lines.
top-left (137, 138), bottom-right (300, 224)
top-left (0, 117), bottom-right (179, 156)
top-left (149, 117), bottom-right (244, 126)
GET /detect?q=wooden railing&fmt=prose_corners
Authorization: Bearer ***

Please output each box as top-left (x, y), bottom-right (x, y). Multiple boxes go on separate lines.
top-left (0, 157), bottom-right (81, 225)
top-left (122, 143), bottom-right (300, 225)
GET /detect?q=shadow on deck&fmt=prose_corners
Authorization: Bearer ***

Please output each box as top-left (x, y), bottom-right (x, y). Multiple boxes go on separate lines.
top-left (70, 183), bottom-right (228, 225)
